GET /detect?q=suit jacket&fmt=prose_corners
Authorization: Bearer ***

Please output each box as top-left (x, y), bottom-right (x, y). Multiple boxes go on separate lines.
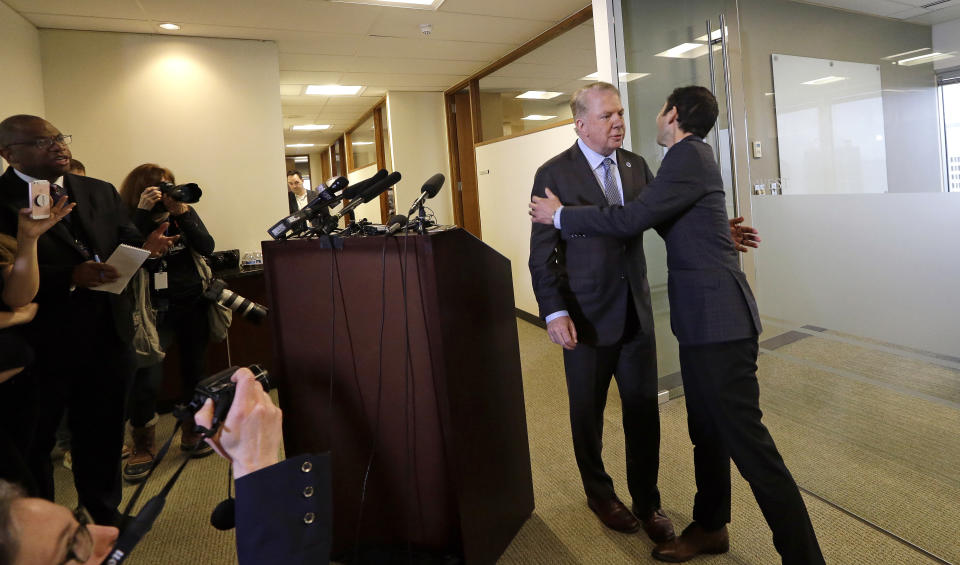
top-left (529, 142), bottom-right (655, 346)
top-left (287, 189), bottom-right (329, 229)
top-left (561, 137), bottom-right (761, 346)
top-left (235, 453), bottom-right (331, 565)
top-left (0, 166), bottom-right (144, 345)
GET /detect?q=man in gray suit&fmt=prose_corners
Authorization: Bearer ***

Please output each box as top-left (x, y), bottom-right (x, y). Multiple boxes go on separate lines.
top-left (530, 86), bottom-right (823, 564)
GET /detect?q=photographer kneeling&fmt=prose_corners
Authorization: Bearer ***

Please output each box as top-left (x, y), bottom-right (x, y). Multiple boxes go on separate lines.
top-left (0, 368), bottom-right (331, 565)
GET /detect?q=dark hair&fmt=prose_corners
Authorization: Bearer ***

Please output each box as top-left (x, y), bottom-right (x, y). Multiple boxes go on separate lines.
top-left (0, 480), bottom-right (24, 565)
top-left (0, 115), bottom-right (45, 148)
top-left (69, 158), bottom-right (85, 174)
top-left (663, 86), bottom-right (719, 139)
top-left (118, 163), bottom-right (175, 211)
top-left (286, 170), bottom-right (302, 180)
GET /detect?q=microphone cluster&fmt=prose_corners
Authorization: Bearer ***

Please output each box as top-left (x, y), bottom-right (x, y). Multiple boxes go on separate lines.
top-left (267, 171), bottom-right (445, 240)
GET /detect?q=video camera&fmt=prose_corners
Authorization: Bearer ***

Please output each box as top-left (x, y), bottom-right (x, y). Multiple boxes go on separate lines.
top-left (173, 364), bottom-right (270, 436)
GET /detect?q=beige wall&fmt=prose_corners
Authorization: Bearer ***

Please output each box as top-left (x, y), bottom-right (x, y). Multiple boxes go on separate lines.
top-left (0, 2), bottom-right (44, 122)
top-left (345, 163), bottom-right (381, 223)
top-left (475, 124), bottom-right (577, 316)
top-left (385, 91), bottom-right (453, 225)
top-left (933, 17), bottom-right (960, 71)
top-left (308, 150), bottom-right (327, 189)
top-left (39, 30), bottom-right (287, 256)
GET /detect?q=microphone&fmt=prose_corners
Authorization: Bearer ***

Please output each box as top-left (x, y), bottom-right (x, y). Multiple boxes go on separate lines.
top-left (385, 214), bottom-right (407, 235)
top-left (408, 173), bottom-right (444, 212)
top-left (341, 169), bottom-right (388, 201)
top-left (210, 498), bottom-right (236, 530)
top-left (267, 175), bottom-right (359, 240)
top-left (334, 171), bottom-right (402, 221)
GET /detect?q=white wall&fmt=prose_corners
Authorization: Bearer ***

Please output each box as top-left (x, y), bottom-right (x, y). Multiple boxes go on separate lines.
top-left (0, 2), bottom-right (44, 120)
top-left (475, 124), bottom-right (578, 315)
top-left (751, 193), bottom-right (960, 357)
top-left (385, 92), bottom-right (453, 225)
top-left (39, 30), bottom-right (287, 256)
top-left (933, 17), bottom-right (960, 71)
top-left (346, 163), bottom-right (380, 223)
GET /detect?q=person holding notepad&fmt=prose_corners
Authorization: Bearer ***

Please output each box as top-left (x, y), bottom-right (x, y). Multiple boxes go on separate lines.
top-left (0, 114), bottom-right (176, 526)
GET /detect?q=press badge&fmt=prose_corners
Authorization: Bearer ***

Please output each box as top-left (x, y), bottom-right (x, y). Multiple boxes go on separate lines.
top-left (154, 271), bottom-right (169, 290)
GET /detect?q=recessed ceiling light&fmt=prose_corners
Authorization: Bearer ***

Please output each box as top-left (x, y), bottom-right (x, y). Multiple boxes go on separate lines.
top-left (515, 91), bottom-right (563, 100)
top-left (655, 43), bottom-right (719, 59)
top-left (882, 47), bottom-right (929, 61)
top-left (895, 52), bottom-right (955, 66)
top-left (352, 141), bottom-right (374, 146)
top-left (802, 76), bottom-right (847, 85)
top-left (522, 115), bottom-right (557, 121)
top-left (305, 84), bottom-right (364, 96)
top-left (286, 143), bottom-right (315, 148)
top-left (580, 72), bottom-right (650, 82)
top-left (292, 124), bottom-right (331, 131)
top-left (694, 27), bottom-right (727, 42)
top-left (293, 156), bottom-right (309, 162)
top-left (328, 0), bottom-right (445, 10)
top-left (159, 23), bottom-right (181, 31)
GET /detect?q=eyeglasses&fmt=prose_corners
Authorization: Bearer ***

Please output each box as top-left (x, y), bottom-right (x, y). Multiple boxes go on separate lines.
top-left (5, 134), bottom-right (73, 150)
top-left (58, 506), bottom-right (94, 565)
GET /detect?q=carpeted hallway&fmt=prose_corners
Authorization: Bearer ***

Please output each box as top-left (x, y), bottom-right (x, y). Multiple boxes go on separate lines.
top-left (52, 317), bottom-right (958, 564)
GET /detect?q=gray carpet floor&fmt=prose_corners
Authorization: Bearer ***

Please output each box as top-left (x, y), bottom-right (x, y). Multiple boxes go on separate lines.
top-left (50, 318), bottom-right (956, 564)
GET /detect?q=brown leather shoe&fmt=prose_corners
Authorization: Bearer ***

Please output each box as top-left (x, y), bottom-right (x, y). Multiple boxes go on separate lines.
top-left (587, 497), bottom-right (641, 533)
top-left (633, 506), bottom-right (676, 544)
top-left (652, 522), bottom-right (729, 563)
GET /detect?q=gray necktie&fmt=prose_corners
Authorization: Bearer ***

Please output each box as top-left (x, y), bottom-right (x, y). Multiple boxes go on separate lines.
top-left (600, 157), bottom-right (620, 206)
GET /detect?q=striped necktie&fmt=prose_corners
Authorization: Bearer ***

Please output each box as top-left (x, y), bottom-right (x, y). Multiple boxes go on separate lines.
top-left (600, 157), bottom-right (620, 206)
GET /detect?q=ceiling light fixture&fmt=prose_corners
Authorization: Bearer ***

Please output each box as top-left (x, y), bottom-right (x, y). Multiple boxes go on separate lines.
top-left (159, 23), bottom-right (180, 31)
top-left (522, 115), bottom-right (557, 121)
top-left (293, 156), bottom-right (309, 162)
top-left (286, 143), bottom-right (315, 148)
top-left (895, 52), bottom-right (955, 66)
top-left (655, 43), bottom-right (719, 59)
top-left (580, 72), bottom-right (650, 82)
top-left (327, 0), bottom-right (445, 10)
top-left (352, 141), bottom-right (375, 145)
top-left (882, 47), bottom-right (930, 60)
top-left (305, 84), bottom-right (364, 96)
top-left (802, 76), bottom-right (847, 85)
top-left (515, 91), bottom-right (563, 100)
top-left (292, 124), bottom-right (331, 131)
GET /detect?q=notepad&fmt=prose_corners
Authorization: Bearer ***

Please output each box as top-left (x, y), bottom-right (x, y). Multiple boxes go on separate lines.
top-left (90, 244), bottom-right (151, 294)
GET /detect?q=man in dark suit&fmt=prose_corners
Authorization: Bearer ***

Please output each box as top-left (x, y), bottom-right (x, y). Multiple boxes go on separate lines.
top-left (528, 81), bottom-right (672, 540)
top-left (0, 114), bottom-right (173, 525)
top-left (531, 86), bottom-right (823, 564)
top-left (287, 170), bottom-right (329, 231)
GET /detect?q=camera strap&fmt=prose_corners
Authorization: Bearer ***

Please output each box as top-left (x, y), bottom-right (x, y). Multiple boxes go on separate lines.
top-left (102, 421), bottom-right (192, 565)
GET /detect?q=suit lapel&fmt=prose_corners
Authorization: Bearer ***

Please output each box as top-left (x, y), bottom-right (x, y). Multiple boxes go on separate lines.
top-left (566, 143), bottom-right (607, 206)
top-left (64, 175), bottom-right (102, 257)
top-left (617, 149), bottom-right (640, 203)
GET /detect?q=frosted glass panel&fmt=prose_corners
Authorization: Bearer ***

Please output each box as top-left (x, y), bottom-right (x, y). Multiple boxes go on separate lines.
top-left (772, 54), bottom-right (887, 194)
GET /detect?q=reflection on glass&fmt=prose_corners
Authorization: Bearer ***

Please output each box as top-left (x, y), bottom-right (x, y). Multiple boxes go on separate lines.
top-left (943, 82), bottom-right (960, 192)
top-left (476, 19), bottom-right (595, 141)
top-left (350, 115), bottom-right (376, 169)
top-left (772, 55), bottom-right (888, 194)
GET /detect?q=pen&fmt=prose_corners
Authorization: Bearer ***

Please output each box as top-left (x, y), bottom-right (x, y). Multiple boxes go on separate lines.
top-left (93, 254), bottom-right (104, 281)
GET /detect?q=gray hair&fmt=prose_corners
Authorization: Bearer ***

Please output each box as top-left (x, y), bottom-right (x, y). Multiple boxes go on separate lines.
top-left (0, 480), bottom-right (24, 565)
top-left (569, 82), bottom-right (621, 120)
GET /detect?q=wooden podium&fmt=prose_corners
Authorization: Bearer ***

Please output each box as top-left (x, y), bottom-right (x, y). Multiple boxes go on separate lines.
top-left (262, 228), bottom-right (534, 564)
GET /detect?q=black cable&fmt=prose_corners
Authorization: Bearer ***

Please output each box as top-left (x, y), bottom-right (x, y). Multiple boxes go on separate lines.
top-left (352, 236), bottom-right (389, 563)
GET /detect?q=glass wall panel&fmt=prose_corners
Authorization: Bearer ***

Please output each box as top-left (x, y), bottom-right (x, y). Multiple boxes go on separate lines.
top-left (349, 114), bottom-right (376, 170)
top-left (621, 2), bottom-right (960, 563)
top-left (476, 19), bottom-right (595, 141)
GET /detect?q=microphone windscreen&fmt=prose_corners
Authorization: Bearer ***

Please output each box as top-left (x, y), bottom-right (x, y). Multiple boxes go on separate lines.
top-left (325, 176), bottom-right (348, 194)
top-left (362, 171), bottom-right (402, 203)
top-left (421, 173), bottom-right (445, 198)
top-left (387, 214), bottom-right (407, 227)
top-left (343, 169), bottom-right (387, 199)
top-left (210, 498), bottom-right (236, 530)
